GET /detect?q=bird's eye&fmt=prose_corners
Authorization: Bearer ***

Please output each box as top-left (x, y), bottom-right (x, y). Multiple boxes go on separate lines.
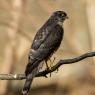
top-left (59, 13), bottom-right (64, 17)
top-left (61, 14), bottom-right (65, 17)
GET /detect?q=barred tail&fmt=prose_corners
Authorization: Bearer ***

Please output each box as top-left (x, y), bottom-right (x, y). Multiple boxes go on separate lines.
top-left (22, 69), bottom-right (38, 95)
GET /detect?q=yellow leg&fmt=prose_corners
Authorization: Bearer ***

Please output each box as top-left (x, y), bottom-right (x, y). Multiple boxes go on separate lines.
top-left (45, 57), bottom-right (56, 77)
top-left (45, 60), bottom-right (49, 70)
top-left (48, 57), bottom-right (55, 68)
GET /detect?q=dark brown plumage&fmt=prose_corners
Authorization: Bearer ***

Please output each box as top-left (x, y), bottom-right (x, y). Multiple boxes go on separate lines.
top-left (22, 11), bottom-right (68, 95)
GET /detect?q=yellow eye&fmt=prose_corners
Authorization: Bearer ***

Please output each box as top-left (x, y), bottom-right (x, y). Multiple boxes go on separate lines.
top-left (62, 14), bottom-right (64, 17)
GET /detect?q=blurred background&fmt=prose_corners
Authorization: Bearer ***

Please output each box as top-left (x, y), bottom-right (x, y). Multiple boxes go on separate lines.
top-left (0, 0), bottom-right (95, 95)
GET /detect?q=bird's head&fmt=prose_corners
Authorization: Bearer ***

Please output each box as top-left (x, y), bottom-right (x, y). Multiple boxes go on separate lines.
top-left (52, 11), bottom-right (68, 22)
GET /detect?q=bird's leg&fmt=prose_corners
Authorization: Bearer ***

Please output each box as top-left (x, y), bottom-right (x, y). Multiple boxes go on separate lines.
top-left (43, 60), bottom-right (49, 78)
top-left (48, 57), bottom-right (55, 68)
top-left (45, 60), bottom-right (53, 77)
top-left (45, 60), bottom-right (49, 70)
top-left (48, 57), bottom-right (56, 77)
top-left (45, 57), bottom-right (56, 77)
top-left (49, 57), bottom-right (59, 73)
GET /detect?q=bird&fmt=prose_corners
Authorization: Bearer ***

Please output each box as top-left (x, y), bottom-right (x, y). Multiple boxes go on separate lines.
top-left (22, 11), bottom-right (68, 95)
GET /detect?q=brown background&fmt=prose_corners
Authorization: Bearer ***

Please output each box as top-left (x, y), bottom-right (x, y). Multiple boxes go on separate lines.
top-left (0, 0), bottom-right (95, 95)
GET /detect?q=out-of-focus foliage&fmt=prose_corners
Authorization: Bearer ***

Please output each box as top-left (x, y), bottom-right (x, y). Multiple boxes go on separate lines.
top-left (0, 0), bottom-right (95, 95)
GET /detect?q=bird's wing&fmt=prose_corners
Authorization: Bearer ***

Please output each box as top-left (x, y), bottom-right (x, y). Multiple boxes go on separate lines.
top-left (25, 26), bottom-right (52, 75)
top-left (32, 24), bottom-right (64, 60)
top-left (32, 26), bottom-right (52, 50)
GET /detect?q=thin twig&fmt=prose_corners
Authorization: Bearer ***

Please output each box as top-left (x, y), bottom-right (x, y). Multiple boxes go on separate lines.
top-left (0, 51), bottom-right (95, 80)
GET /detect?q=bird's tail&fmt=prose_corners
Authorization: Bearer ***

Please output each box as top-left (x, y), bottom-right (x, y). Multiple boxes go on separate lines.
top-left (22, 77), bottom-right (33, 95)
top-left (22, 68), bottom-right (38, 95)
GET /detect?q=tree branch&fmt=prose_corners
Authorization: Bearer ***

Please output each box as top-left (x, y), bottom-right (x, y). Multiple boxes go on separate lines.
top-left (0, 51), bottom-right (95, 80)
